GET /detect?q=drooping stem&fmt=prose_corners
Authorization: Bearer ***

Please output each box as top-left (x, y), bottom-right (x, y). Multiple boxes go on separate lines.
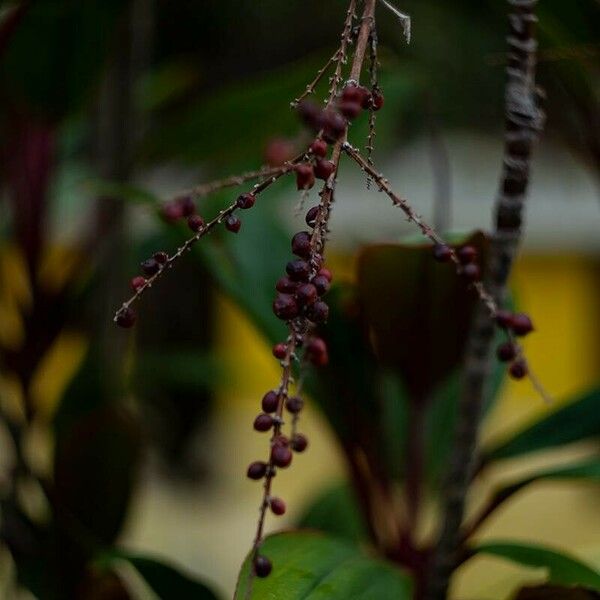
top-left (426, 2), bottom-right (544, 597)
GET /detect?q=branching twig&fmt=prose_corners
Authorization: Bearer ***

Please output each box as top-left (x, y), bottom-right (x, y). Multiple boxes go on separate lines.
top-left (426, 1), bottom-right (545, 597)
top-left (291, 51), bottom-right (339, 108)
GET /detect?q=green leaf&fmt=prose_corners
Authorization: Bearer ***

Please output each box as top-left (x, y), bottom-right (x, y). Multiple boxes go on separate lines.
top-left (483, 388), bottom-right (600, 463)
top-left (235, 532), bottom-right (413, 599)
top-left (297, 483), bottom-right (368, 545)
top-left (473, 541), bottom-right (600, 589)
top-left (99, 551), bottom-right (220, 600)
top-left (514, 584), bottom-right (600, 599)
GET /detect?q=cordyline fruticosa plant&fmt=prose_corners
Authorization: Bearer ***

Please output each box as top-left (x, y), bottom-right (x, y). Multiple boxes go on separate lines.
top-left (112, 0), bottom-right (600, 598)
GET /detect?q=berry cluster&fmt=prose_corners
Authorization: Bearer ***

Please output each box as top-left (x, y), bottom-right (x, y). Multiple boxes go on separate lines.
top-left (432, 241), bottom-right (534, 379)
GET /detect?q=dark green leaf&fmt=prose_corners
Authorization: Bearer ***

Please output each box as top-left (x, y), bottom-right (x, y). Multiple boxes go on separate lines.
top-left (483, 388), bottom-right (600, 463)
top-left (473, 541), bottom-right (600, 589)
top-left (514, 584), bottom-right (600, 599)
top-left (297, 483), bottom-right (367, 545)
top-left (235, 532), bottom-right (413, 599)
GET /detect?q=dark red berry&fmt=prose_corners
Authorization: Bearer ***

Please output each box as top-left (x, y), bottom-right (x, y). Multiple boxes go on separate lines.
top-left (286, 260), bottom-right (310, 281)
top-left (225, 215), bottom-right (241, 233)
top-left (272, 294), bottom-right (298, 320)
top-left (305, 206), bottom-right (319, 228)
top-left (342, 84), bottom-right (370, 106)
top-left (153, 251), bottom-right (168, 264)
top-left (291, 231), bottom-right (312, 258)
top-left (295, 283), bottom-right (318, 307)
top-left (276, 276), bottom-right (298, 294)
top-left (262, 391), bottom-right (279, 413)
top-left (295, 163), bottom-right (315, 190)
top-left (291, 433), bottom-right (308, 453)
top-left (141, 258), bottom-right (160, 276)
top-left (371, 89), bottom-right (384, 111)
top-left (273, 434), bottom-right (289, 448)
top-left (272, 343), bottom-right (287, 359)
top-left (321, 110), bottom-right (347, 143)
top-left (308, 300), bottom-right (329, 323)
top-left (339, 101), bottom-right (362, 120)
top-left (314, 159), bottom-right (336, 180)
top-left (188, 214), bottom-right (205, 232)
top-left (160, 201), bottom-right (183, 223)
top-left (264, 137), bottom-right (295, 166)
top-left (270, 497), bottom-right (286, 516)
top-left (254, 555), bottom-right (272, 578)
top-left (312, 275), bottom-right (330, 296)
top-left (495, 310), bottom-right (514, 329)
top-left (130, 276), bottom-right (146, 292)
top-left (286, 396), bottom-right (304, 414)
top-left (247, 461), bottom-right (268, 480)
top-left (236, 192), bottom-right (256, 209)
top-left (309, 139), bottom-right (328, 157)
top-left (116, 307), bottom-right (136, 328)
top-left (297, 100), bottom-right (324, 131)
top-left (307, 336), bottom-right (328, 366)
top-left (457, 245), bottom-right (478, 265)
top-left (511, 313), bottom-right (534, 336)
top-left (496, 341), bottom-right (517, 362)
top-left (461, 263), bottom-right (481, 281)
top-left (433, 244), bottom-right (453, 263)
top-left (317, 267), bottom-right (332, 282)
top-left (177, 195), bottom-right (196, 217)
top-left (271, 444), bottom-right (293, 468)
top-left (254, 413), bottom-right (274, 432)
top-left (509, 358), bottom-right (528, 380)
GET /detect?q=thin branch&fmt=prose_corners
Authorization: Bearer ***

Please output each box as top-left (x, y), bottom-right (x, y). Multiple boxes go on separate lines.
top-left (426, 1), bottom-right (545, 597)
top-left (291, 51), bottom-right (339, 108)
top-left (327, 0), bottom-right (358, 104)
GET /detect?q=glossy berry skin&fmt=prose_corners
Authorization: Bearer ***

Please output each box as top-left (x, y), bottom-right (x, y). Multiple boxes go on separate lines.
top-left (225, 215), bottom-right (241, 233)
top-left (509, 358), bottom-right (528, 380)
top-left (130, 276), bottom-right (146, 292)
top-left (312, 275), bottom-right (330, 296)
top-left (262, 391), bottom-right (279, 413)
top-left (254, 413), bottom-right (274, 432)
top-left (177, 195), bottom-right (196, 217)
top-left (297, 100), bottom-right (324, 132)
top-left (321, 110), bottom-right (346, 143)
top-left (306, 337), bottom-right (327, 364)
top-left (371, 89), bottom-right (385, 111)
top-left (273, 434), bottom-right (289, 448)
top-left (272, 343), bottom-right (287, 359)
top-left (153, 251), bottom-right (168, 264)
top-left (141, 258), bottom-right (160, 276)
top-left (317, 267), bottom-right (332, 282)
top-left (271, 444), bottom-right (293, 468)
top-left (276, 276), bottom-right (298, 294)
top-left (188, 214), bottom-right (205, 232)
top-left (291, 433), bottom-right (308, 453)
top-left (273, 294), bottom-right (299, 320)
top-left (310, 139), bottom-right (328, 157)
top-left (314, 159), bottom-right (336, 180)
top-left (461, 263), bottom-right (481, 281)
top-left (433, 244), bottom-right (453, 263)
top-left (305, 206), bottom-right (319, 228)
top-left (495, 310), bottom-right (514, 329)
top-left (291, 231), bottom-right (311, 258)
top-left (295, 163), bottom-right (315, 190)
top-left (511, 313), bottom-right (534, 336)
top-left (295, 283), bottom-right (318, 307)
top-left (496, 341), bottom-right (517, 362)
top-left (342, 84), bottom-right (370, 106)
top-left (160, 201), bottom-right (183, 223)
top-left (339, 101), bottom-right (362, 120)
top-left (116, 307), bottom-right (136, 328)
top-left (457, 245), bottom-right (478, 265)
top-left (286, 260), bottom-right (310, 282)
top-left (247, 461), bottom-right (268, 480)
top-left (286, 396), bottom-right (304, 414)
top-left (254, 556), bottom-right (272, 578)
top-left (270, 497), bottom-right (286, 516)
top-left (308, 300), bottom-right (329, 323)
top-left (236, 192), bottom-right (256, 209)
